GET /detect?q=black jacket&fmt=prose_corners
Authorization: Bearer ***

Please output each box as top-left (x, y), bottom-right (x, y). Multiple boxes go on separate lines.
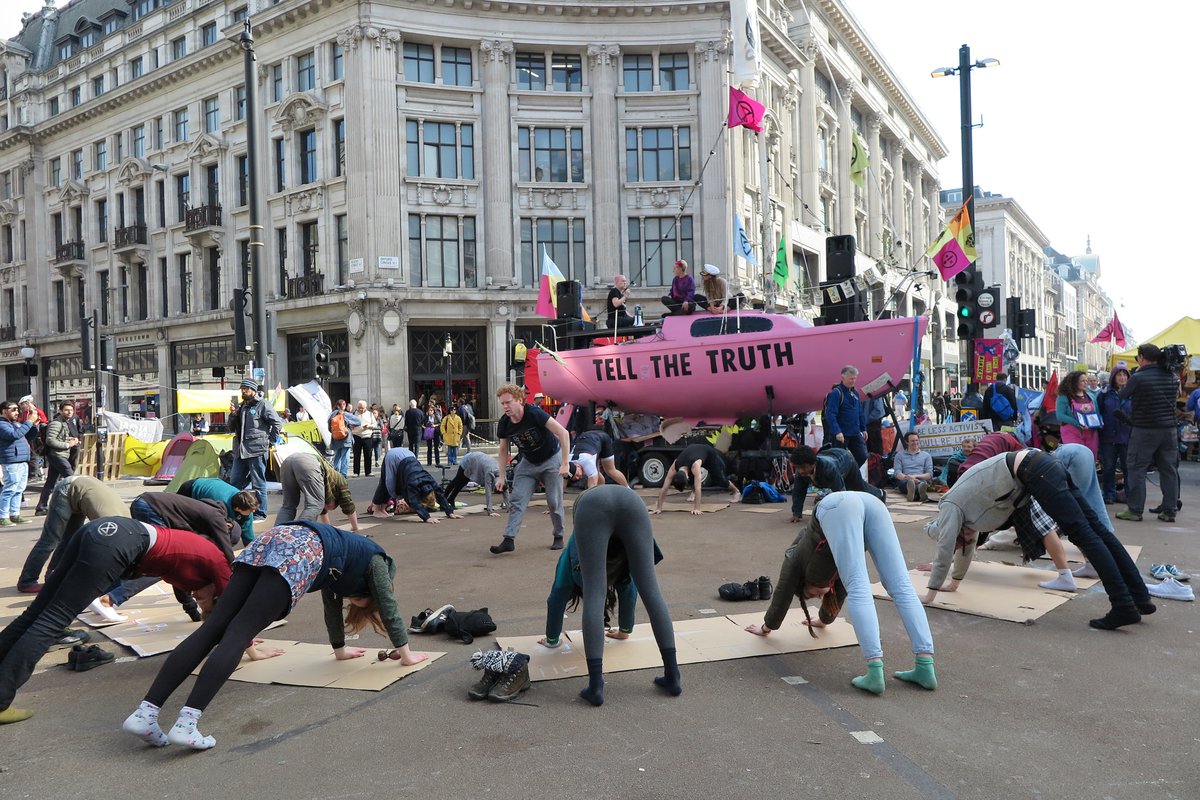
top-left (1120, 365), bottom-right (1179, 428)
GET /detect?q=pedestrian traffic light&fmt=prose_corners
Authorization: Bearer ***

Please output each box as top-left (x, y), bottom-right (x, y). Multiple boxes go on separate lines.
top-left (954, 269), bottom-right (986, 340)
top-left (314, 341), bottom-right (332, 379)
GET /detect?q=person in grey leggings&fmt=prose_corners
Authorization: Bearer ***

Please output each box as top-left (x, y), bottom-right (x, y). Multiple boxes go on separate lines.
top-left (573, 485), bottom-right (681, 706)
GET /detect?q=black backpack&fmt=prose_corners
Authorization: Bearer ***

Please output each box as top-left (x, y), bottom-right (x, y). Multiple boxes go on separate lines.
top-left (442, 608), bottom-right (497, 644)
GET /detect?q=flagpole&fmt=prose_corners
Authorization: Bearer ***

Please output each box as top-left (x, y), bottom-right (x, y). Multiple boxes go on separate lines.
top-left (758, 121), bottom-right (773, 309)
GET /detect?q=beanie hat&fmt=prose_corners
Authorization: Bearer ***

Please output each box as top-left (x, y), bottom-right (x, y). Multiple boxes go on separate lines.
top-left (240, 378), bottom-right (258, 391)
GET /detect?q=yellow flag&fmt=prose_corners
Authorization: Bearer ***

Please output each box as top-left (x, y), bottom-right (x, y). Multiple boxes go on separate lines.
top-left (850, 130), bottom-right (869, 188)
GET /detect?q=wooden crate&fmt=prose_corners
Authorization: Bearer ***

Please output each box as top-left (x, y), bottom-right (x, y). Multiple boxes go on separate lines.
top-left (76, 432), bottom-right (126, 480)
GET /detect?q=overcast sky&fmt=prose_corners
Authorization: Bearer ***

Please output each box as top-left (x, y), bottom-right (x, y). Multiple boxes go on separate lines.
top-left (5, 1), bottom-right (1194, 341)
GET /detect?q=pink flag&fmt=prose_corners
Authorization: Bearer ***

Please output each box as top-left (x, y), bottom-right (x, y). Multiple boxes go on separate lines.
top-left (1089, 311), bottom-right (1127, 348)
top-left (728, 87), bottom-right (765, 132)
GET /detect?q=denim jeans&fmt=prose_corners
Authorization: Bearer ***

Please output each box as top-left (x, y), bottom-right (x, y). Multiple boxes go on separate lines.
top-left (1053, 443), bottom-right (1111, 532)
top-left (1, 517), bottom-right (149, 710)
top-left (36, 452), bottom-right (73, 511)
top-left (330, 444), bottom-right (350, 476)
top-left (833, 435), bottom-right (868, 466)
top-left (0, 462), bottom-right (28, 519)
top-left (816, 492), bottom-right (934, 661)
top-left (17, 476), bottom-right (78, 587)
top-left (1098, 441), bottom-right (1128, 500)
top-left (229, 454), bottom-right (268, 516)
top-left (503, 454), bottom-right (565, 541)
top-left (446, 446), bottom-right (458, 465)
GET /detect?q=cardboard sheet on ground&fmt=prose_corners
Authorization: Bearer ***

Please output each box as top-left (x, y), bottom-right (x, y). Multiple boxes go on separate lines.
top-left (872, 560), bottom-right (1100, 624)
top-left (646, 501), bottom-right (730, 513)
top-left (495, 614), bottom-right (857, 682)
top-left (890, 512), bottom-right (934, 524)
top-left (202, 639), bottom-right (444, 690)
top-left (1039, 542), bottom-right (1141, 564)
top-left (734, 505), bottom-right (784, 513)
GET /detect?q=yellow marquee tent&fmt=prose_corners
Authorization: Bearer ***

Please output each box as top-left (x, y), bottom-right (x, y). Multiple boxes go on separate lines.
top-left (1109, 317), bottom-right (1200, 370)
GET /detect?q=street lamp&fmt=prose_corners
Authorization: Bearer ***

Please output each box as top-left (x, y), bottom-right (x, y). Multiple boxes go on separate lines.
top-left (443, 333), bottom-right (454, 406)
top-left (19, 346), bottom-right (36, 395)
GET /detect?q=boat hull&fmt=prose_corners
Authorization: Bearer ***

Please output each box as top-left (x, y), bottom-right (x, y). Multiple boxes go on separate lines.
top-left (537, 313), bottom-right (927, 424)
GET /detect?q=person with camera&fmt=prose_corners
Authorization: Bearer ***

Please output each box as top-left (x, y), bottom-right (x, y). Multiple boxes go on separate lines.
top-left (1116, 344), bottom-right (1181, 523)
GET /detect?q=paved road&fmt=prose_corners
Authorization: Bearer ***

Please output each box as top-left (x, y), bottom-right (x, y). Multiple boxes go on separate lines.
top-left (1, 461), bottom-right (1197, 800)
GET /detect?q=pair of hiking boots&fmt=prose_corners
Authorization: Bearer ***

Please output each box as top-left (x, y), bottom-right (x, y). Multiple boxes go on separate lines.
top-left (468, 662), bottom-right (531, 703)
top-left (718, 576), bottom-right (774, 601)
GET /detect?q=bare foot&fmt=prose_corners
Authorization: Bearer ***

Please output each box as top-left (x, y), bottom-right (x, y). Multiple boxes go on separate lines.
top-left (605, 629), bottom-right (630, 640)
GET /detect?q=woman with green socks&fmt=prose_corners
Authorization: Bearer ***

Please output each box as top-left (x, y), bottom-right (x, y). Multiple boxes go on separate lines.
top-left (745, 492), bottom-right (936, 695)
top-left (570, 485), bottom-right (680, 706)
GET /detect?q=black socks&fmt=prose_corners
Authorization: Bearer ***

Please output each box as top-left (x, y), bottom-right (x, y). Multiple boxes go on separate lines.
top-left (579, 658), bottom-right (605, 706)
top-left (654, 647), bottom-right (682, 696)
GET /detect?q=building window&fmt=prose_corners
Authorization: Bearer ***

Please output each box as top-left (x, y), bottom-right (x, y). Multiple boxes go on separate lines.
top-left (234, 85), bottom-right (246, 120)
top-left (171, 36), bottom-right (186, 61)
top-left (50, 158), bottom-right (62, 187)
top-left (130, 56), bottom-right (143, 79)
top-left (520, 218), bottom-right (585, 287)
top-left (330, 43), bottom-right (344, 81)
top-left (81, 29), bottom-right (99, 49)
top-left (98, 270), bottom-right (110, 325)
top-left (103, 16), bottom-right (122, 36)
top-left (71, 86), bottom-right (82, 107)
top-left (300, 221), bottom-right (319, 275)
top-left (625, 126), bottom-right (691, 182)
top-left (403, 43), bottom-right (435, 83)
top-left (93, 75), bottom-right (105, 97)
top-left (515, 52), bottom-right (546, 90)
top-left (273, 138), bottom-right (286, 191)
top-left (173, 107), bottom-right (189, 142)
top-left (276, 227), bottom-right (288, 286)
top-left (58, 43), bottom-right (73, 61)
top-left (203, 96), bottom-right (219, 133)
top-left (71, 150), bottom-right (84, 180)
top-left (233, 6), bottom-right (248, 23)
top-left (155, 179), bottom-right (165, 227)
top-left (298, 128), bottom-right (317, 184)
top-left (333, 118), bottom-right (345, 177)
top-left (201, 22), bottom-right (217, 47)
top-left (49, 97), bottom-right (60, 117)
top-left (153, 117), bottom-right (164, 150)
top-left (518, 127), bottom-right (584, 183)
top-left (296, 52), bottom-right (315, 92)
top-left (94, 140), bottom-right (107, 171)
top-left (552, 53), bottom-right (582, 92)
top-left (175, 174), bottom-right (189, 222)
top-left (96, 199), bottom-right (108, 244)
top-left (441, 46), bottom-right (472, 86)
top-left (270, 63), bottom-right (283, 102)
top-left (408, 214), bottom-right (476, 288)
top-left (236, 155), bottom-right (248, 206)
top-left (659, 52), bottom-right (689, 90)
top-left (114, 130), bottom-right (124, 161)
top-left (628, 215), bottom-right (694, 286)
top-left (406, 120), bottom-right (474, 180)
top-left (1, 172), bottom-right (10, 200)
top-left (55, 281), bottom-right (66, 333)
top-left (335, 214), bottom-right (348, 284)
top-left (204, 164), bottom-right (219, 206)
top-left (623, 54), bottom-right (653, 92)
top-left (177, 253), bottom-right (191, 314)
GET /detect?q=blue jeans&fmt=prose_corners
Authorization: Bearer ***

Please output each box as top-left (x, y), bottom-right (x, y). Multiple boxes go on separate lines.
top-left (446, 446), bottom-right (458, 465)
top-left (1053, 443), bottom-right (1111, 533)
top-left (833, 435), bottom-right (868, 467)
top-left (331, 444), bottom-right (350, 476)
top-left (1098, 440), bottom-right (1127, 500)
top-left (816, 492), bottom-right (934, 661)
top-left (230, 454), bottom-right (268, 517)
top-left (1, 462), bottom-right (28, 519)
top-left (17, 476), bottom-right (78, 587)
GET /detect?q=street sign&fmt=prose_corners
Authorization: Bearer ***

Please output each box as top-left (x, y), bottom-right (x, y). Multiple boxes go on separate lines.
top-left (978, 291), bottom-right (995, 308)
top-left (980, 309), bottom-right (997, 326)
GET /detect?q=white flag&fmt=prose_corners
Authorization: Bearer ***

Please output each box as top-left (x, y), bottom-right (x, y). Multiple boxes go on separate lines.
top-left (730, 0), bottom-right (762, 89)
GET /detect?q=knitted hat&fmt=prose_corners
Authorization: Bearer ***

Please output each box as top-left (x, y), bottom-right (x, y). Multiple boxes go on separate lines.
top-left (239, 378), bottom-right (258, 391)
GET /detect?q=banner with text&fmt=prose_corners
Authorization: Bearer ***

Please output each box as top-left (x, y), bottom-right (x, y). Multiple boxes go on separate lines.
top-left (913, 419), bottom-right (995, 458)
top-left (973, 339), bottom-right (1005, 383)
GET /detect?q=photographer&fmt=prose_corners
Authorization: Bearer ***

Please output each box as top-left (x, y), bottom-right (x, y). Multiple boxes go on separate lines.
top-left (1116, 344), bottom-right (1181, 523)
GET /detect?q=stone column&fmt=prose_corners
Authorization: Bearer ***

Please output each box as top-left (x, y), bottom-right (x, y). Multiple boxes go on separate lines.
top-left (890, 144), bottom-right (905, 247)
top-left (695, 37), bottom-right (730, 278)
top-left (909, 167), bottom-right (923, 257)
top-left (866, 114), bottom-right (883, 259)
top-left (340, 24), bottom-right (404, 284)
top-left (835, 81), bottom-right (854, 238)
top-left (587, 43), bottom-right (620, 286)
top-left (797, 39), bottom-right (819, 225)
top-left (480, 39), bottom-right (515, 286)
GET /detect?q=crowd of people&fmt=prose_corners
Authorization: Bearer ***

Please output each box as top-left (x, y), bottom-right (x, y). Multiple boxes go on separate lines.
top-left (323, 394), bottom-right (477, 477)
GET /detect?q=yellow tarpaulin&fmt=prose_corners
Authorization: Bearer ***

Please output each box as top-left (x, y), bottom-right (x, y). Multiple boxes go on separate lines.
top-left (123, 437), bottom-right (167, 477)
top-left (176, 388), bottom-right (288, 414)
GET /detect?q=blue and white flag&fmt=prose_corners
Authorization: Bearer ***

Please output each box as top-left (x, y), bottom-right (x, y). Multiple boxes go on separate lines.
top-left (733, 214), bottom-right (757, 265)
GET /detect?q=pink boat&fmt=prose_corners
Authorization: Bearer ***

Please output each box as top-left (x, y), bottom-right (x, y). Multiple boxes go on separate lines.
top-left (537, 312), bottom-right (927, 425)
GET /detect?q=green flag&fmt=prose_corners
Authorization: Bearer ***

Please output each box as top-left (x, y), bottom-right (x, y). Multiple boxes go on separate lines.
top-left (773, 233), bottom-right (789, 289)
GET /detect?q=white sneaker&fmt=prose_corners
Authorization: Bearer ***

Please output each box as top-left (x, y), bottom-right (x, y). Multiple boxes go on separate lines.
top-left (1072, 563), bottom-right (1099, 579)
top-left (1147, 578), bottom-right (1195, 602)
top-left (87, 598), bottom-right (128, 623)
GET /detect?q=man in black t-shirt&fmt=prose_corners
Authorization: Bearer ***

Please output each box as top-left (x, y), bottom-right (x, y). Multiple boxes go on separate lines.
top-left (569, 430), bottom-right (629, 489)
top-left (606, 274), bottom-right (634, 330)
top-left (652, 443), bottom-right (740, 516)
top-left (491, 383), bottom-right (572, 554)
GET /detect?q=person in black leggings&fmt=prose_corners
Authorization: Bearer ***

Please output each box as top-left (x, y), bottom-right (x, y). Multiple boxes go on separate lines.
top-left (573, 485), bottom-right (681, 706)
top-left (122, 521), bottom-right (426, 749)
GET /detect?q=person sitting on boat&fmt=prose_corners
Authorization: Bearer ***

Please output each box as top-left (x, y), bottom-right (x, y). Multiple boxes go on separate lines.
top-left (660, 259), bottom-right (696, 316)
top-left (651, 443), bottom-right (740, 516)
top-left (606, 275), bottom-right (635, 330)
top-left (693, 264), bottom-right (742, 315)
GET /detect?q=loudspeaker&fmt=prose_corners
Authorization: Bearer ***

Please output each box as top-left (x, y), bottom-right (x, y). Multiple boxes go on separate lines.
top-left (825, 235), bottom-right (856, 282)
top-left (816, 280), bottom-right (865, 326)
top-left (556, 280), bottom-right (583, 320)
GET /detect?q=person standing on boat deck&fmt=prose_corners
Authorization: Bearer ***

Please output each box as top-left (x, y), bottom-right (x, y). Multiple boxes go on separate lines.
top-left (823, 366), bottom-right (868, 466)
top-left (660, 259), bottom-right (696, 316)
top-left (693, 264), bottom-right (742, 314)
top-left (606, 275), bottom-right (635, 329)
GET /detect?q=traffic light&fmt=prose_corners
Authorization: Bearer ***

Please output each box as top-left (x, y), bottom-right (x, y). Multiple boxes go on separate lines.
top-left (314, 341), bottom-right (332, 379)
top-left (979, 286), bottom-right (1001, 329)
top-left (80, 316), bottom-right (94, 370)
top-left (305, 338), bottom-right (320, 380)
top-left (509, 338), bottom-right (527, 373)
top-left (1016, 308), bottom-right (1037, 340)
top-left (101, 336), bottom-right (116, 371)
top-left (954, 269), bottom-right (986, 340)
top-left (231, 291), bottom-right (251, 352)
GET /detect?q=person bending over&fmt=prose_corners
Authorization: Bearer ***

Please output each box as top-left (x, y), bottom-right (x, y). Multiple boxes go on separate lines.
top-left (123, 521), bottom-right (426, 749)
top-left (571, 486), bottom-right (679, 706)
top-left (789, 445), bottom-right (884, 523)
top-left (177, 478), bottom-right (259, 545)
top-left (444, 451), bottom-right (502, 517)
top-left (652, 442), bottom-right (739, 516)
top-left (569, 429), bottom-right (630, 489)
top-left (276, 449), bottom-right (361, 531)
top-left (367, 447), bottom-right (461, 524)
top-left (746, 493), bottom-right (936, 695)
